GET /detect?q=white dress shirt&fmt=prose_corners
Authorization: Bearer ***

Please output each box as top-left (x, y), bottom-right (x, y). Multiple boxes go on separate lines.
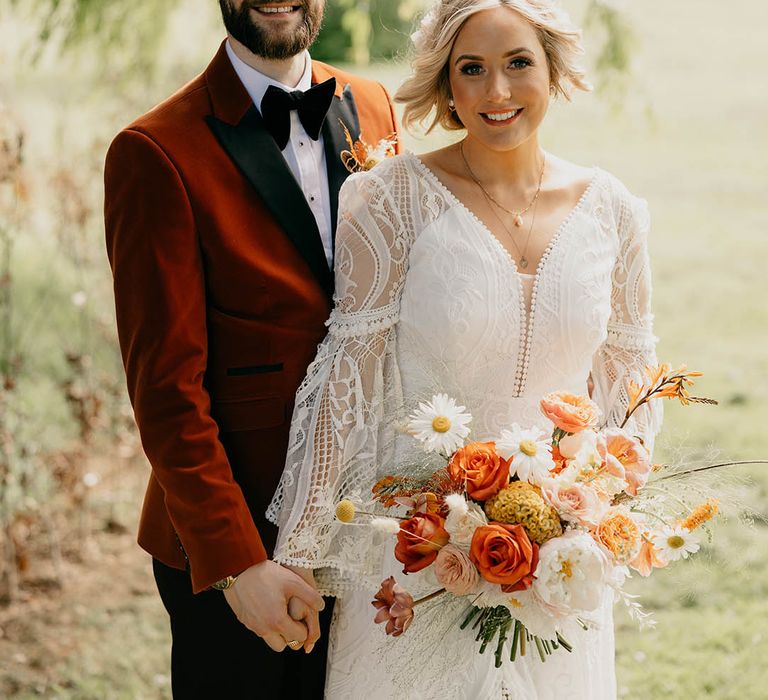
top-left (226, 40), bottom-right (334, 268)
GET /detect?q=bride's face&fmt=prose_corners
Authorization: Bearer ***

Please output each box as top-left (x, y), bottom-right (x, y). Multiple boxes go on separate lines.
top-left (448, 7), bottom-right (551, 151)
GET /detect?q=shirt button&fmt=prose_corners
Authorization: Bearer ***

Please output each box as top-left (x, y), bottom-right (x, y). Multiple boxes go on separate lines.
top-left (299, 141), bottom-right (305, 147)
top-left (310, 196), bottom-right (316, 202)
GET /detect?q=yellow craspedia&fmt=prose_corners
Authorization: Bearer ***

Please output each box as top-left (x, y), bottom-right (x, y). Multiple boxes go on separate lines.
top-left (335, 499), bottom-right (356, 523)
top-left (484, 481), bottom-right (563, 544)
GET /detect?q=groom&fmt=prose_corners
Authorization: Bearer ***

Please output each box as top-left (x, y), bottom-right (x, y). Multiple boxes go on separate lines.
top-left (104, 1), bottom-right (398, 696)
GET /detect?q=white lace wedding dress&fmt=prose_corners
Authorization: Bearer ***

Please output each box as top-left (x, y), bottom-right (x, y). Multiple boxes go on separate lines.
top-left (266, 152), bottom-right (662, 699)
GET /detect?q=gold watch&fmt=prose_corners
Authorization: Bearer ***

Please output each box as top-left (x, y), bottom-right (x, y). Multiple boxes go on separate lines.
top-left (211, 574), bottom-right (239, 591)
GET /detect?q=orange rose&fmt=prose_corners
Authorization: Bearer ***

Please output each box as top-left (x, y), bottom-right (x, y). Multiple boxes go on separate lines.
top-left (469, 523), bottom-right (539, 592)
top-left (540, 392), bottom-right (601, 434)
top-left (395, 512), bottom-right (449, 574)
top-left (447, 441), bottom-right (510, 501)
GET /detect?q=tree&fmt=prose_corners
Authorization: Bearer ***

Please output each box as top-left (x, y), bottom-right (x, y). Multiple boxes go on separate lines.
top-left (5, 0), bottom-right (635, 92)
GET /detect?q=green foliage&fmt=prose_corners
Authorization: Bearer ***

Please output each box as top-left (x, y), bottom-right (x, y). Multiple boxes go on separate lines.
top-left (584, 0), bottom-right (637, 97)
top-left (313, 0), bottom-right (423, 64)
top-left (7, 0), bottom-right (183, 72)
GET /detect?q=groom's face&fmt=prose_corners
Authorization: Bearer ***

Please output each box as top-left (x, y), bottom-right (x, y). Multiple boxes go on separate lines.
top-left (219, 1), bottom-right (326, 60)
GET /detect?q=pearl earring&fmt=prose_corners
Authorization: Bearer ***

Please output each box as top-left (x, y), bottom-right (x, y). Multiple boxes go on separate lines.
top-left (448, 98), bottom-right (455, 110)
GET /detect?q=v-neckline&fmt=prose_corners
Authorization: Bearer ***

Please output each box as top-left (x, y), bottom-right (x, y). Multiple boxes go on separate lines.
top-left (410, 152), bottom-right (601, 397)
top-left (410, 152), bottom-right (600, 280)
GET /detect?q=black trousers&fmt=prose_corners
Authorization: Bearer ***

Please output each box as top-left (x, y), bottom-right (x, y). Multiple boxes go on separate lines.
top-left (153, 559), bottom-right (334, 700)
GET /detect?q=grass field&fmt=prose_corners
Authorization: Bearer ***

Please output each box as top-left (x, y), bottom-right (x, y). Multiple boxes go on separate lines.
top-left (2, 0), bottom-right (767, 697)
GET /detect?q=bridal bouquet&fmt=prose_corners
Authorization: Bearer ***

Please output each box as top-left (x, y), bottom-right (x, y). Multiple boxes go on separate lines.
top-left (334, 365), bottom-right (746, 667)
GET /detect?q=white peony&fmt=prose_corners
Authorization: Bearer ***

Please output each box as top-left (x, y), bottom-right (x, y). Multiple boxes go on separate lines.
top-left (497, 424), bottom-right (555, 485)
top-left (532, 531), bottom-right (609, 617)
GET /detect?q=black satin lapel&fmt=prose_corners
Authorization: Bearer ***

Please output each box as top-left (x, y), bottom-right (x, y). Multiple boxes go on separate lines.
top-left (206, 106), bottom-right (333, 298)
top-left (322, 84), bottom-right (361, 238)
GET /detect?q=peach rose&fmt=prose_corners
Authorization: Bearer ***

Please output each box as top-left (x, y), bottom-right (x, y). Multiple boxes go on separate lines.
top-left (434, 544), bottom-right (480, 595)
top-left (595, 508), bottom-right (641, 564)
top-left (540, 479), bottom-right (607, 528)
top-left (447, 441), bottom-right (510, 501)
top-left (395, 512), bottom-right (449, 574)
top-left (469, 523), bottom-right (539, 592)
top-left (540, 392), bottom-right (601, 434)
top-left (603, 428), bottom-right (651, 496)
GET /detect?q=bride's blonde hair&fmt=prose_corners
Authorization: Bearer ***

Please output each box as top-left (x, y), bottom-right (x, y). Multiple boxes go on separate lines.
top-left (395, 0), bottom-right (591, 133)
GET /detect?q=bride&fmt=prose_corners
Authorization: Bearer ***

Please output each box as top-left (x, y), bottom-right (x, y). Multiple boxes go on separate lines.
top-left (267, 0), bottom-right (662, 697)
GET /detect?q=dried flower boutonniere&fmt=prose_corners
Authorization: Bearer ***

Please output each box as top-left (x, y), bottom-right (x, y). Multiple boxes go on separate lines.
top-left (339, 121), bottom-right (397, 174)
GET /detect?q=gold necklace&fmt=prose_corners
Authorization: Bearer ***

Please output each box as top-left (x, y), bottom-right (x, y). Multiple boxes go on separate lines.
top-left (460, 140), bottom-right (546, 227)
top-left (483, 186), bottom-right (539, 270)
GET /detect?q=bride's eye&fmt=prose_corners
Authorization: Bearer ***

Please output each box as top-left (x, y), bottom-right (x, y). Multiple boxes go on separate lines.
top-left (459, 63), bottom-right (484, 76)
top-left (509, 57), bottom-right (533, 70)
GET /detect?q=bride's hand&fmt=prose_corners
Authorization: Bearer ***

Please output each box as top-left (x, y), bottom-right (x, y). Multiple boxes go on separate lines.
top-left (286, 565), bottom-right (322, 653)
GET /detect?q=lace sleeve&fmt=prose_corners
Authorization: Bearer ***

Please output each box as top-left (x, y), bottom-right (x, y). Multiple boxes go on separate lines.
top-left (266, 163), bottom-right (415, 594)
top-left (591, 190), bottom-right (663, 455)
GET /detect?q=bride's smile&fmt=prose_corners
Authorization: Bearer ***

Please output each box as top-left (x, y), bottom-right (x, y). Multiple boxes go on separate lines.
top-left (449, 7), bottom-right (552, 154)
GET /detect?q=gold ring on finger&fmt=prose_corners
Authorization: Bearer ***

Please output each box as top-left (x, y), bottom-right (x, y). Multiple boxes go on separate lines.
top-left (286, 639), bottom-right (303, 650)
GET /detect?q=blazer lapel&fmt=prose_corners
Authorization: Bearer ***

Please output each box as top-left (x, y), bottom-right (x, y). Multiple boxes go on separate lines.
top-left (322, 84), bottom-right (361, 238)
top-left (204, 42), bottom-right (333, 299)
top-left (206, 106), bottom-right (334, 299)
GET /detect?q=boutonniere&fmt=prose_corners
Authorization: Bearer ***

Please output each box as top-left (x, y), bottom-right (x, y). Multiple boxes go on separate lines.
top-left (339, 120), bottom-right (397, 174)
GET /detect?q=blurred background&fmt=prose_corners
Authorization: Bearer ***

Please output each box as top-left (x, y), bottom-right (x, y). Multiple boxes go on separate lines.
top-left (0, 0), bottom-right (766, 697)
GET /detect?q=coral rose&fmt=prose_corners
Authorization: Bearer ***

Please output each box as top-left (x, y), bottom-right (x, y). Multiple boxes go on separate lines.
top-left (603, 428), bottom-right (651, 496)
top-left (540, 392), bottom-right (601, 434)
top-left (372, 576), bottom-right (415, 637)
top-left (469, 523), bottom-right (539, 592)
top-left (395, 512), bottom-right (449, 574)
top-left (434, 544), bottom-right (480, 595)
top-left (447, 441), bottom-right (510, 501)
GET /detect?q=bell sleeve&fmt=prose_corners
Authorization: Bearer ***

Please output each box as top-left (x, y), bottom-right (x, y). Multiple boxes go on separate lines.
top-left (591, 191), bottom-right (663, 455)
top-left (266, 164), bottom-right (413, 594)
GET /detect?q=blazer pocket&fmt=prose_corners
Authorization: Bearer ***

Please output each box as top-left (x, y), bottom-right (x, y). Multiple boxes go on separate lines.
top-left (212, 396), bottom-right (285, 433)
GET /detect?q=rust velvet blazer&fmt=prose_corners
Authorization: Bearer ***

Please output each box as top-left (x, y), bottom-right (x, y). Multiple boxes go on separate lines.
top-left (104, 42), bottom-right (398, 593)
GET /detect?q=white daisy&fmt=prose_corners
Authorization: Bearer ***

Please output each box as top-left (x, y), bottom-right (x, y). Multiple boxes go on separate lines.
top-left (407, 394), bottom-right (472, 455)
top-left (651, 526), bottom-right (701, 562)
top-left (497, 424), bottom-right (555, 484)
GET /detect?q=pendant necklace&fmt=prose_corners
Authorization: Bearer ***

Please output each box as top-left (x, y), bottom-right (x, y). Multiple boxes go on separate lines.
top-left (459, 140), bottom-right (545, 269)
top-left (487, 187), bottom-right (539, 269)
top-left (460, 138), bottom-right (546, 230)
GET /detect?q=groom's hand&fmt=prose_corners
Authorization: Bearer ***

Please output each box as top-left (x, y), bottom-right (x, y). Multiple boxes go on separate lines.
top-left (223, 560), bottom-right (325, 652)
top-left (287, 565), bottom-right (321, 653)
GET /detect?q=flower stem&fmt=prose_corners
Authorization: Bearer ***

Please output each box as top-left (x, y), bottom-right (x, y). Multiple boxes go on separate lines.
top-left (656, 460), bottom-right (768, 481)
top-left (413, 588), bottom-right (447, 607)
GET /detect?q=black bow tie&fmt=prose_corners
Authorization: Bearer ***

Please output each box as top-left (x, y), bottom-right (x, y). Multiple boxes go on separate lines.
top-left (260, 77), bottom-right (336, 151)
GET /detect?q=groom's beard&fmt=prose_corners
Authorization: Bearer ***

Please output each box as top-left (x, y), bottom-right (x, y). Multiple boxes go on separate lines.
top-left (219, 1), bottom-right (324, 60)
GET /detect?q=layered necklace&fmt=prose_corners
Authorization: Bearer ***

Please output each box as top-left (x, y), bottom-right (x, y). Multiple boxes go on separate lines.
top-left (459, 140), bottom-right (546, 270)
